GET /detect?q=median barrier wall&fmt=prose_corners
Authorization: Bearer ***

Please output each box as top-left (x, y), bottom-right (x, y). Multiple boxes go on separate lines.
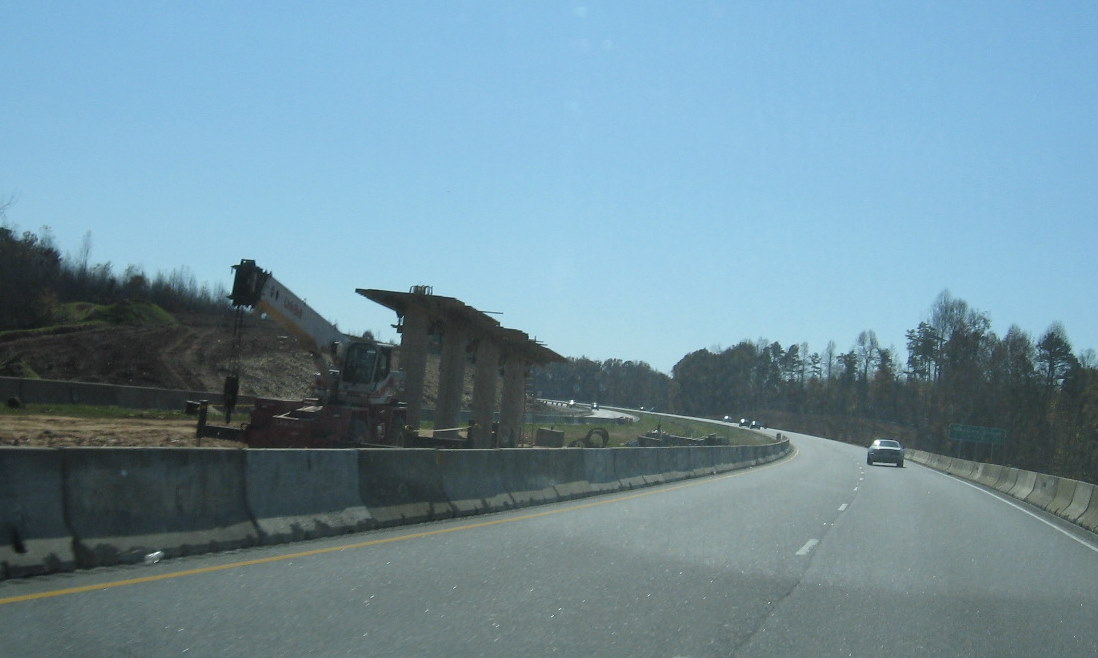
top-left (1, 438), bottom-right (792, 580)
top-left (583, 449), bottom-right (620, 495)
top-left (907, 450), bottom-right (1098, 535)
top-left (499, 448), bottom-right (562, 506)
top-left (691, 446), bottom-right (717, 478)
top-left (245, 449), bottom-right (372, 544)
top-left (63, 448), bottom-right (258, 568)
top-left (0, 449), bottom-right (74, 579)
top-left (613, 447), bottom-right (654, 489)
top-left (656, 446), bottom-right (695, 483)
top-left (439, 450), bottom-right (515, 516)
top-left (357, 449), bottom-right (453, 527)
top-left (548, 449), bottom-right (595, 501)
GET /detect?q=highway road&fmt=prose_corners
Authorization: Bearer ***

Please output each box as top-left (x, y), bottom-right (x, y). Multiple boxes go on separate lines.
top-left (2, 430), bottom-right (1097, 656)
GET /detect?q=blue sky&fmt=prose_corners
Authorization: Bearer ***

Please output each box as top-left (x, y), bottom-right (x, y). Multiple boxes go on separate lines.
top-left (3, 1), bottom-right (1095, 373)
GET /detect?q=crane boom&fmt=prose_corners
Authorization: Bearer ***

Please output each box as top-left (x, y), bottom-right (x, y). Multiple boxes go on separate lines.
top-left (230, 259), bottom-right (345, 359)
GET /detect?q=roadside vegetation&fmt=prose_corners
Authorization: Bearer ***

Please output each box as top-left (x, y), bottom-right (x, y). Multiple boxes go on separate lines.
top-left (537, 294), bottom-right (1098, 484)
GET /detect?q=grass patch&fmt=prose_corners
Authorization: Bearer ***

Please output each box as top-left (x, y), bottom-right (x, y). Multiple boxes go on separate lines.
top-left (86, 300), bottom-right (176, 326)
top-left (0, 300), bottom-right (176, 342)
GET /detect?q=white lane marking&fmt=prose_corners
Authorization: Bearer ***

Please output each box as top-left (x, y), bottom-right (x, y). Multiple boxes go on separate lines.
top-left (838, 503), bottom-right (848, 512)
top-left (853, 486), bottom-right (858, 492)
top-left (795, 539), bottom-right (819, 556)
top-left (933, 471), bottom-right (1098, 554)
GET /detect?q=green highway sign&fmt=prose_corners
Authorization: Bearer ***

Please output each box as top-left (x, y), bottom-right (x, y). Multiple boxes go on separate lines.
top-left (948, 424), bottom-right (1007, 445)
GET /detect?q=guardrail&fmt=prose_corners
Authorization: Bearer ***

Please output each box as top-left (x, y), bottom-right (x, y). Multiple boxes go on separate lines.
top-left (906, 449), bottom-right (1098, 535)
top-left (0, 439), bottom-right (791, 580)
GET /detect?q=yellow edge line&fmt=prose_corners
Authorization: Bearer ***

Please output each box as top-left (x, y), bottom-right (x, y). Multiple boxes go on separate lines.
top-left (1, 446), bottom-right (797, 606)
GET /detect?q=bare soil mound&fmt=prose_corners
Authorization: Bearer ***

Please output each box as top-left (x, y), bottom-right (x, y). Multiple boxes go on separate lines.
top-left (0, 312), bottom-right (315, 399)
top-left (0, 310), bottom-right (319, 447)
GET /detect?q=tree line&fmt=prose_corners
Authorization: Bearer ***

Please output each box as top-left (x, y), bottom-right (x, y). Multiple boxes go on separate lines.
top-left (536, 291), bottom-right (1098, 485)
top-left (0, 219), bottom-right (229, 330)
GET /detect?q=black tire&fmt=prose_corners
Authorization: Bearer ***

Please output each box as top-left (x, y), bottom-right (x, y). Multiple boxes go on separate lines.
top-left (867, 456), bottom-right (873, 465)
top-left (898, 460), bottom-right (904, 468)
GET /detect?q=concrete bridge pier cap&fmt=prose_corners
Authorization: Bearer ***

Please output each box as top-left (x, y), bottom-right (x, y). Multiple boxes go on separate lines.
top-left (357, 286), bottom-right (564, 446)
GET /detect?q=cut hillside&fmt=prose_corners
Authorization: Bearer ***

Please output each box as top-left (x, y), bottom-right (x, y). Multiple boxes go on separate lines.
top-left (0, 302), bottom-right (477, 447)
top-left (1, 305), bottom-right (315, 400)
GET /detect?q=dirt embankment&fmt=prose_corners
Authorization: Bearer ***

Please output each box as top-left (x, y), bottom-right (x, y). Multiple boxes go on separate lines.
top-left (1, 312), bottom-right (319, 447)
top-left (0, 309), bottom-right (470, 447)
top-left (1, 312), bottom-right (316, 399)
top-left (0, 415), bottom-right (244, 448)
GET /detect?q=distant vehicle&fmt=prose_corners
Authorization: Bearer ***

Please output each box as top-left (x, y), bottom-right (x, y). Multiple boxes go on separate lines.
top-left (867, 438), bottom-right (905, 467)
top-left (750, 420), bottom-right (762, 430)
top-left (739, 418), bottom-right (749, 427)
top-left (568, 399), bottom-right (575, 407)
top-left (592, 402), bottom-right (599, 410)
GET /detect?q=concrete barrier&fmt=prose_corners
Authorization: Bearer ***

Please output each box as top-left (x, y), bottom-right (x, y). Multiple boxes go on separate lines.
top-left (691, 446), bottom-right (718, 478)
top-left (438, 450), bottom-right (515, 516)
top-left (612, 447), bottom-right (655, 489)
top-left (245, 449), bottom-right (372, 544)
top-left (357, 449), bottom-right (453, 527)
top-left (974, 463), bottom-right (1002, 488)
top-left (1025, 474), bottom-right (1060, 511)
top-left (0, 449), bottom-right (75, 578)
top-left (500, 448), bottom-right (563, 507)
top-left (1008, 471), bottom-right (1037, 500)
top-left (656, 447), bottom-right (695, 483)
top-left (910, 450), bottom-right (1098, 537)
top-left (1061, 482), bottom-right (1093, 524)
top-left (1078, 490), bottom-right (1098, 533)
top-left (583, 449), bottom-right (620, 495)
top-left (548, 449), bottom-right (595, 501)
top-left (1046, 478), bottom-right (1079, 516)
top-left (63, 448), bottom-right (257, 567)
top-left (993, 467), bottom-right (1019, 494)
top-left (2, 438), bottom-right (794, 580)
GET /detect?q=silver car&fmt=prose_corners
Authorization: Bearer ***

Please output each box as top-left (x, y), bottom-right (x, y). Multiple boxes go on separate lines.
top-left (867, 438), bottom-right (905, 467)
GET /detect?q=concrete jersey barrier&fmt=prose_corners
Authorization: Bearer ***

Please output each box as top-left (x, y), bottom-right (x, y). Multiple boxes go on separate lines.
top-left (245, 449), bottom-right (372, 544)
top-left (0, 449), bottom-right (74, 579)
top-left (63, 448), bottom-right (258, 567)
top-left (1, 438), bottom-right (792, 580)
top-left (908, 450), bottom-right (1098, 535)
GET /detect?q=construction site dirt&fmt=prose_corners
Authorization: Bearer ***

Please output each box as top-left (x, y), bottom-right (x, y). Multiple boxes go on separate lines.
top-left (2, 312), bottom-right (318, 448)
top-left (1, 312), bottom-right (462, 448)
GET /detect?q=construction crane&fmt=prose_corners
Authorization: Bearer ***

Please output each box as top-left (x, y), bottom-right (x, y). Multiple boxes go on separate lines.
top-left (199, 259), bottom-right (407, 448)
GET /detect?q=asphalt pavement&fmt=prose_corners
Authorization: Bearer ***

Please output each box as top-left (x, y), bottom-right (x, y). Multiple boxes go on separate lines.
top-left (2, 430), bottom-right (1096, 656)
